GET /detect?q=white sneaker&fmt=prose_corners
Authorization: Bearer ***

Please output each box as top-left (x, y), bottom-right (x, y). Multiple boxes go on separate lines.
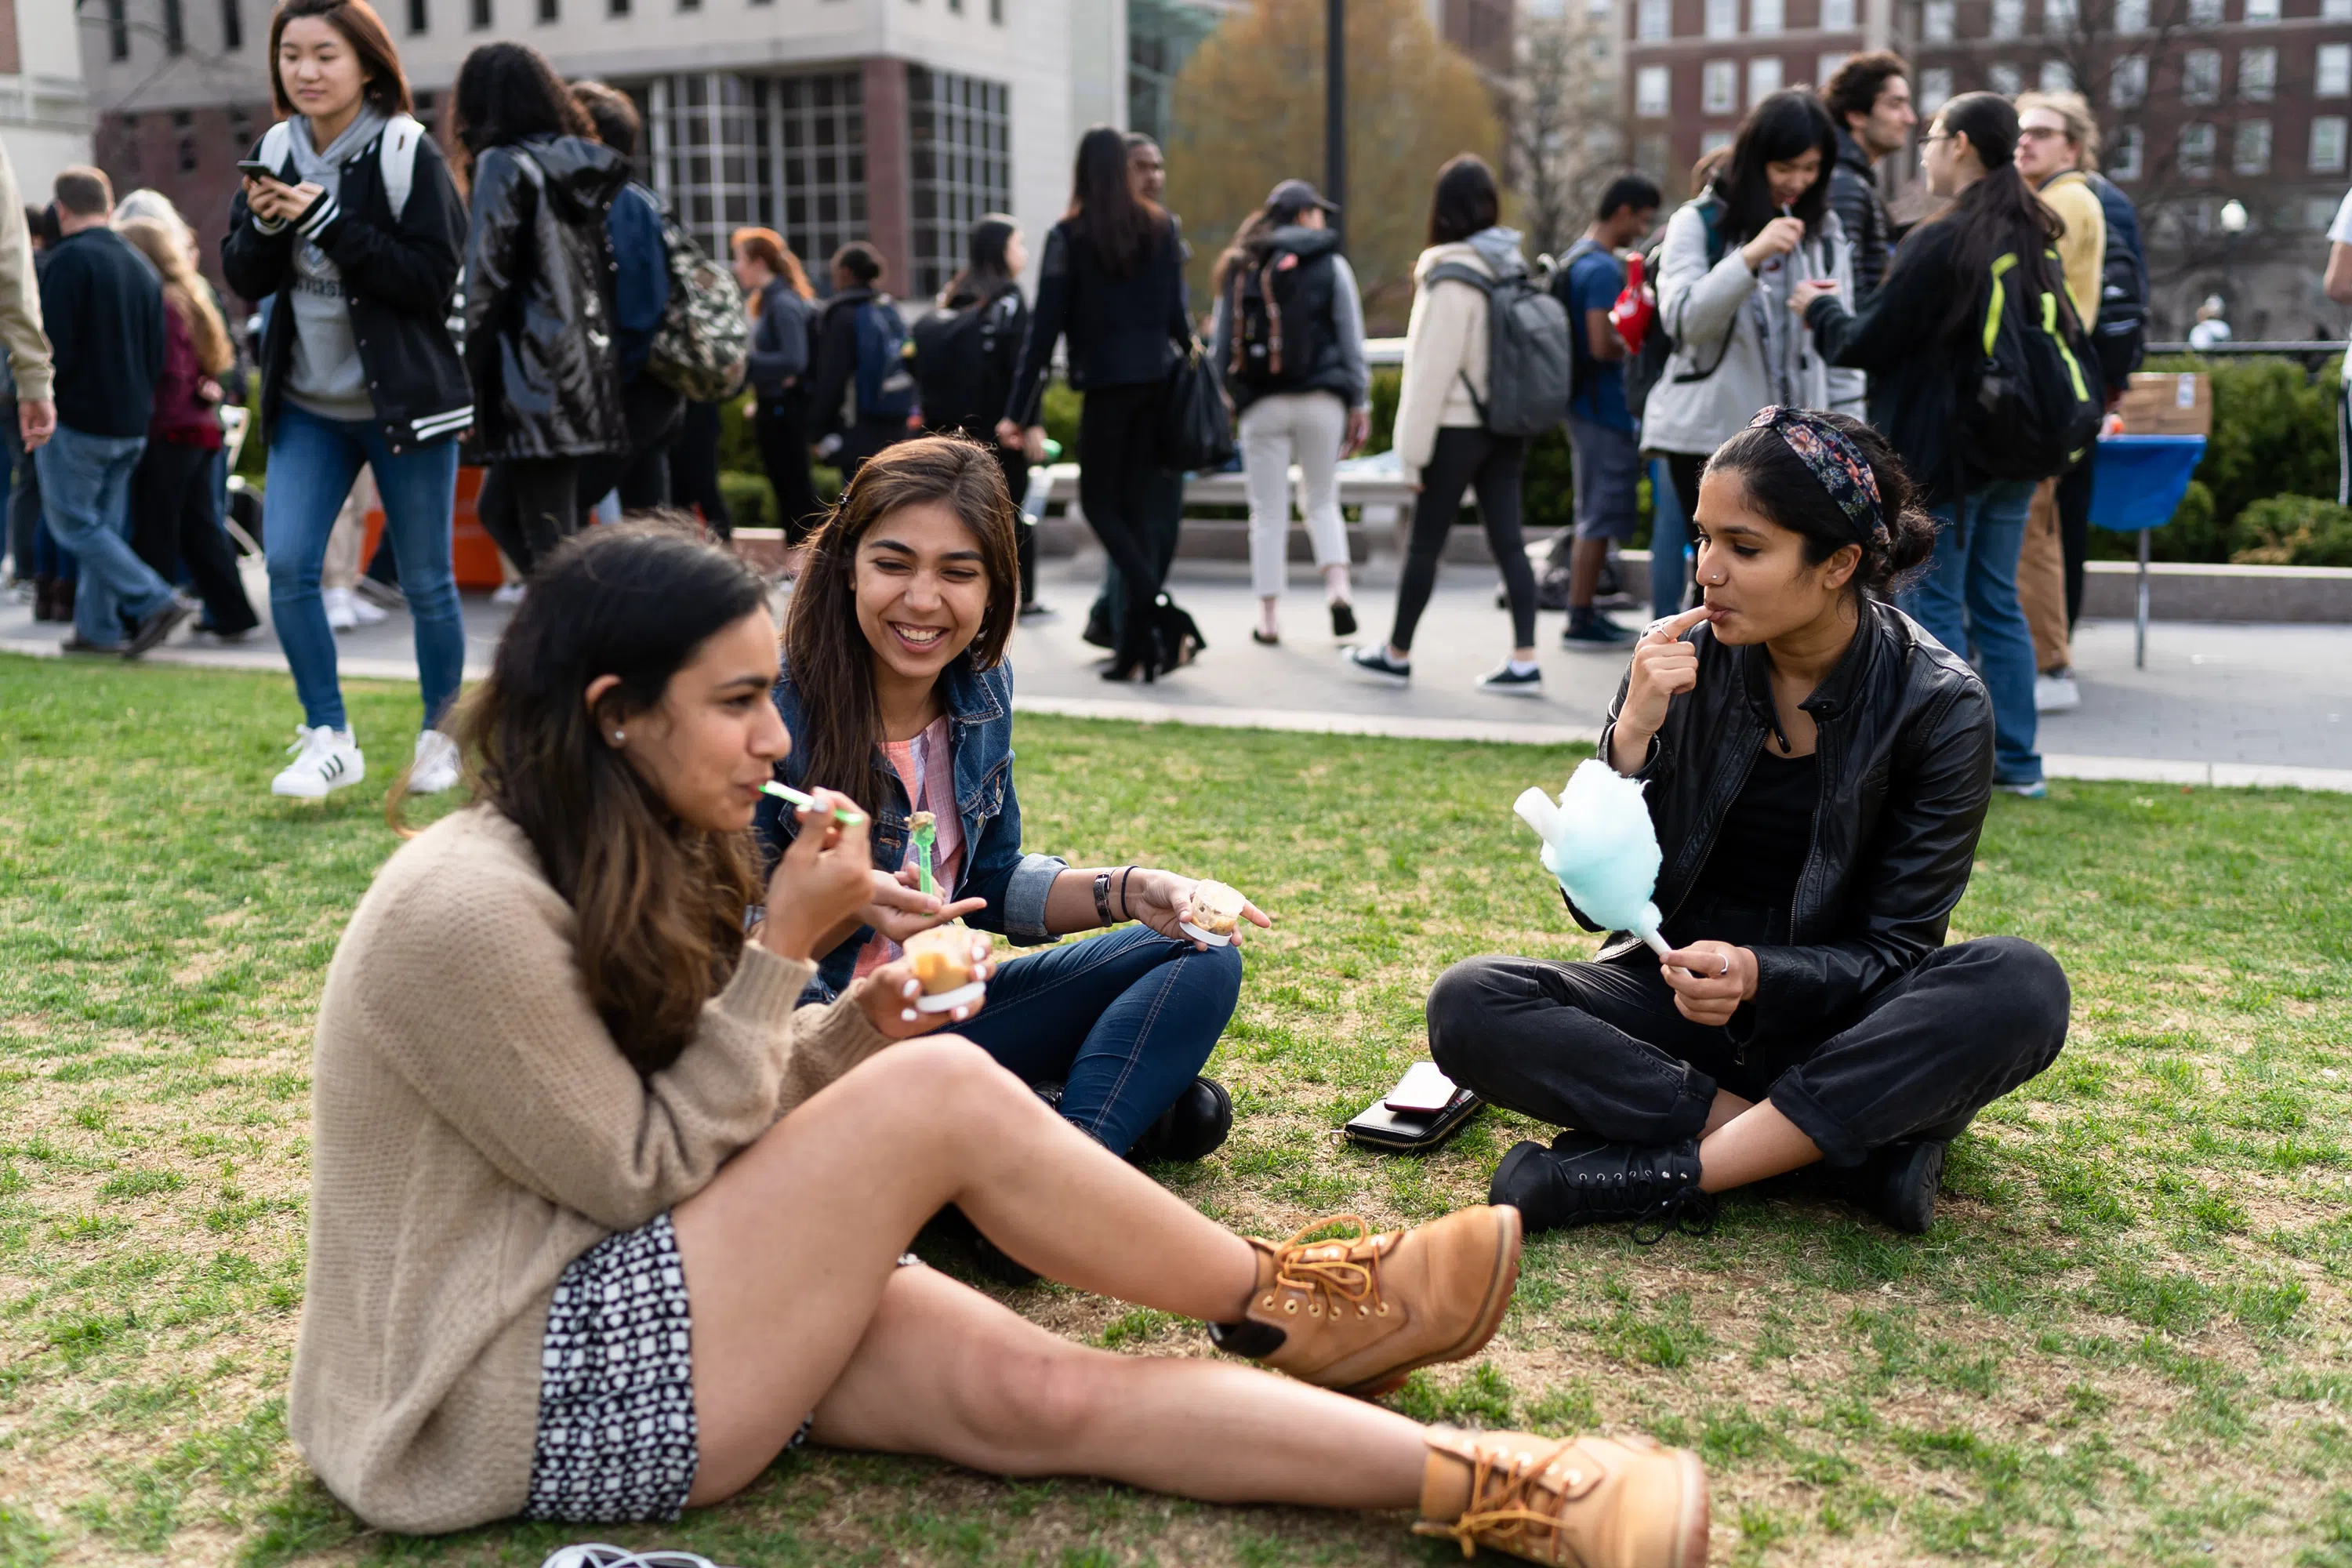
top-left (2034, 671), bottom-right (2081, 713)
top-left (271, 725), bottom-right (365, 798)
top-left (492, 581), bottom-right (528, 606)
top-left (323, 586), bottom-right (359, 630)
top-left (408, 730), bottom-right (462, 794)
top-left (349, 593), bottom-right (387, 626)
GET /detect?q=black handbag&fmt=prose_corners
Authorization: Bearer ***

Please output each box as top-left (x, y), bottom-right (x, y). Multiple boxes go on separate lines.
top-left (1160, 338), bottom-right (1236, 472)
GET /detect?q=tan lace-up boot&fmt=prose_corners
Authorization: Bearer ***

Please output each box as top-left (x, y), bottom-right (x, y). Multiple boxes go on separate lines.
top-left (1211, 1206), bottom-right (1522, 1396)
top-left (1414, 1428), bottom-right (1710, 1567)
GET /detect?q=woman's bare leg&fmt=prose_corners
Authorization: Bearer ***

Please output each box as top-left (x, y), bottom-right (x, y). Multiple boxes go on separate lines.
top-left (673, 1035), bottom-right (1262, 1501)
top-left (804, 1262), bottom-right (1431, 1509)
top-left (1699, 1090), bottom-right (1754, 1138)
top-left (1697, 1100), bottom-right (1821, 1193)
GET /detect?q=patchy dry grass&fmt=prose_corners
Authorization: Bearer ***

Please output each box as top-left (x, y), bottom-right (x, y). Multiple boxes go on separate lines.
top-left (2, 654), bottom-right (2347, 1567)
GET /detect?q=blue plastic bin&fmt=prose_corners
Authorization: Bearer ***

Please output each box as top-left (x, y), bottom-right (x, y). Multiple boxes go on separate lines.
top-left (2089, 434), bottom-right (2207, 532)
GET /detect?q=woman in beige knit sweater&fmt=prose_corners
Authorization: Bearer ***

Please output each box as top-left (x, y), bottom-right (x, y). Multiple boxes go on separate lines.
top-left (297, 517), bottom-right (1707, 1566)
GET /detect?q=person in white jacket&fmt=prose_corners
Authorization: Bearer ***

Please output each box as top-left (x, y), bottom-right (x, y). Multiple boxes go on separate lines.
top-left (1346, 154), bottom-right (1545, 696)
top-left (1642, 91), bottom-right (1856, 526)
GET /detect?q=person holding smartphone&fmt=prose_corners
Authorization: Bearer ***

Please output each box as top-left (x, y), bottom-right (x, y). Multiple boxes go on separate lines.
top-left (223, 0), bottom-right (471, 800)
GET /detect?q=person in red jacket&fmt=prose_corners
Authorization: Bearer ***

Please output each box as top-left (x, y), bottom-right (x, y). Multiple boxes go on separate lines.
top-left (118, 216), bottom-right (258, 639)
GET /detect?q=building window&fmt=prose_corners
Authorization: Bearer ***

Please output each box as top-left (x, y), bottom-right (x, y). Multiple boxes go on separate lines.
top-left (2178, 122), bottom-right (2215, 178)
top-left (2187, 0), bottom-right (2220, 23)
top-left (2114, 0), bottom-right (2147, 31)
top-left (1751, 0), bottom-right (1782, 34)
top-left (1635, 63), bottom-right (1672, 115)
top-left (2313, 115), bottom-right (2348, 169)
top-left (1704, 0), bottom-right (1737, 36)
top-left (2110, 53), bottom-right (2146, 106)
top-left (2182, 48), bottom-right (2220, 104)
top-left (162, 0), bottom-right (186, 52)
top-left (539, 0), bottom-right (557, 17)
top-left (2243, 0), bottom-right (2278, 20)
top-left (907, 68), bottom-right (1011, 300)
top-left (1922, 0), bottom-right (1954, 41)
top-left (408, 0), bottom-right (428, 29)
top-left (2234, 118), bottom-right (2270, 173)
top-left (471, 0), bottom-right (491, 25)
top-left (174, 109), bottom-right (197, 171)
top-left (989, 0), bottom-right (1003, 21)
top-left (2107, 123), bottom-right (2142, 179)
top-left (2239, 45), bottom-right (2274, 100)
top-left (1637, 0), bottom-right (1670, 38)
top-left (680, 0), bottom-right (699, 9)
top-left (1748, 55), bottom-right (1783, 101)
top-left (1918, 65), bottom-right (1951, 112)
top-left (228, 103), bottom-right (252, 151)
top-left (1987, 60), bottom-right (2021, 94)
top-left (1701, 129), bottom-right (1734, 155)
top-left (2042, 0), bottom-right (2074, 30)
top-left (222, 0), bottom-right (243, 48)
top-left (1820, 0), bottom-right (1853, 27)
top-left (1703, 59), bottom-right (1737, 111)
top-left (2322, 44), bottom-right (2352, 98)
top-left (2328, 0), bottom-right (2352, 20)
top-left (1819, 50), bottom-right (1849, 82)
top-left (1991, 0), bottom-right (2023, 36)
top-left (2039, 59), bottom-right (2072, 90)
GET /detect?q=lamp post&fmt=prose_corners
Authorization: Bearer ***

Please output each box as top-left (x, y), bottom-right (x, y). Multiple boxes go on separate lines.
top-left (1326, 0), bottom-right (1345, 249)
top-left (2219, 197), bottom-right (2249, 323)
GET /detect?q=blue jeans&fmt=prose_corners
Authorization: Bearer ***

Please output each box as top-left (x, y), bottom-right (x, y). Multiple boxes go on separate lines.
top-left (264, 404), bottom-right (464, 732)
top-left (954, 924), bottom-right (1242, 1156)
top-left (34, 426), bottom-right (171, 647)
top-left (1647, 456), bottom-right (1690, 619)
top-left (1901, 478), bottom-right (2042, 786)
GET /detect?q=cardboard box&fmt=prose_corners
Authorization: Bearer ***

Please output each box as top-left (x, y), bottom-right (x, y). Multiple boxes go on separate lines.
top-left (2117, 371), bottom-right (2212, 437)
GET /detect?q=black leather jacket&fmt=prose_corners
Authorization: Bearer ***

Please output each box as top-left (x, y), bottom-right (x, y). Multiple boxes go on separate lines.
top-left (1584, 597), bottom-right (1995, 1047)
top-left (462, 136), bottom-right (626, 461)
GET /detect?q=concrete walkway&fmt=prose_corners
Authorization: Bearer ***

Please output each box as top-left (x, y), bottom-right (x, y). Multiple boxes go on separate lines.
top-left (8, 550), bottom-right (2350, 790)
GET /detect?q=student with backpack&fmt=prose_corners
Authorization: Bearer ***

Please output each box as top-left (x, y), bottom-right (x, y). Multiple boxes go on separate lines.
top-left (454, 43), bottom-right (626, 579)
top-left (1209, 178), bottom-right (1370, 647)
top-left (808, 241), bottom-right (913, 485)
top-left (732, 227), bottom-right (822, 565)
top-left (223, 0), bottom-right (470, 800)
top-left (1797, 92), bottom-right (2101, 797)
top-left (1347, 154), bottom-right (1561, 696)
top-left (570, 83), bottom-right (684, 518)
top-left (1640, 90), bottom-right (1854, 530)
top-left (914, 215), bottom-right (1043, 614)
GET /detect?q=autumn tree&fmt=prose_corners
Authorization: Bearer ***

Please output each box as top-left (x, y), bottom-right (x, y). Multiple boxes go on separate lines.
top-left (1165, 0), bottom-right (1504, 332)
top-left (1508, 3), bottom-right (1623, 264)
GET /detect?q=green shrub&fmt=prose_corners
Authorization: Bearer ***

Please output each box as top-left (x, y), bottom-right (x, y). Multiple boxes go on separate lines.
top-left (2089, 479), bottom-right (2232, 563)
top-left (718, 470), bottom-right (772, 530)
top-left (2145, 354), bottom-right (2336, 535)
top-left (2230, 494), bottom-right (2352, 566)
top-left (1040, 381), bottom-right (1082, 459)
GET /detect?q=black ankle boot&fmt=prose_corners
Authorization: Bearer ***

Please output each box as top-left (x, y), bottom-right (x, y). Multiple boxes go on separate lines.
top-left (1129, 1076), bottom-right (1232, 1164)
top-left (1489, 1134), bottom-right (1713, 1243)
top-left (1852, 1140), bottom-right (1944, 1233)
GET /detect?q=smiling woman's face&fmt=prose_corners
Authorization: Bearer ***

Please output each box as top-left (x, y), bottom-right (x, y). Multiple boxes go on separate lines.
top-left (853, 499), bottom-right (991, 687)
top-left (610, 609), bottom-right (789, 833)
top-left (1691, 469), bottom-right (1857, 645)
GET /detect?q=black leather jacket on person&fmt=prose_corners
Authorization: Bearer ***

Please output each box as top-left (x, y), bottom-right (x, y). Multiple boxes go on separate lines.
top-left (462, 136), bottom-right (626, 462)
top-left (223, 125), bottom-right (472, 454)
top-left (1826, 127), bottom-right (1894, 307)
top-left (1004, 215), bottom-right (1191, 426)
top-left (1584, 597), bottom-right (1995, 1048)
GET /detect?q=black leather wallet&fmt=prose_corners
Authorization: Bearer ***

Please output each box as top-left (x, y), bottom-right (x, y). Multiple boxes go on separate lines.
top-left (1344, 1086), bottom-right (1483, 1153)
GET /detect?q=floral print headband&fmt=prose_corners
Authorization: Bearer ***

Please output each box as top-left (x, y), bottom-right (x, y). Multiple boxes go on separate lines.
top-left (1748, 405), bottom-right (1889, 550)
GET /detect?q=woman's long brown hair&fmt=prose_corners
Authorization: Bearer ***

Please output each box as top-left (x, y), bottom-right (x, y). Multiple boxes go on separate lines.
top-left (782, 435), bottom-right (1022, 819)
top-left (116, 218), bottom-right (235, 376)
top-left (403, 518), bottom-right (773, 1076)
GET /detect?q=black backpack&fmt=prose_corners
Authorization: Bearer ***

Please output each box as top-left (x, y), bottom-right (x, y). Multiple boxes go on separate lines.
top-left (1550, 237), bottom-right (1608, 410)
top-left (911, 286), bottom-right (1016, 433)
top-left (1421, 252), bottom-right (1573, 439)
top-left (2082, 171), bottom-right (2148, 393)
top-left (1624, 194), bottom-right (1730, 422)
top-left (1227, 245), bottom-right (1339, 394)
top-left (1961, 249), bottom-right (2103, 484)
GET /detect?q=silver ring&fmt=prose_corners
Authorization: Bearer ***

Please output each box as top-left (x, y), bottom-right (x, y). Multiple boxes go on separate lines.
top-left (1643, 617), bottom-right (1675, 638)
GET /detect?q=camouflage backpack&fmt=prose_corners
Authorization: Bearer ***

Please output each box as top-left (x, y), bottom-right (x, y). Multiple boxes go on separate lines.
top-left (646, 206), bottom-right (750, 401)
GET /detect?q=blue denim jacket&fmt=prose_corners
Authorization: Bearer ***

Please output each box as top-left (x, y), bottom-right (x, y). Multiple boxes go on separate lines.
top-left (756, 655), bottom-right (1066, 1002)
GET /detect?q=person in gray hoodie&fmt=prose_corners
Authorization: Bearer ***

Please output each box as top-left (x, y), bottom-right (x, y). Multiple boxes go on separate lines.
top-left (1641, 91), bottom-right (1855, 527)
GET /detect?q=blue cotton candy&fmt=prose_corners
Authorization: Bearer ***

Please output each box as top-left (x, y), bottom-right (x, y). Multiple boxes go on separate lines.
top-left (1514, 759), bottom-right (1671, 953)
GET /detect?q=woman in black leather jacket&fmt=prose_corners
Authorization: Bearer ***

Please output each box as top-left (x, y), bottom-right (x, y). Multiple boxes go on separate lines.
top-left (451, 42), bottom-right (626, 577)
top-left (1429, 410), bottom-right (2069, 1238)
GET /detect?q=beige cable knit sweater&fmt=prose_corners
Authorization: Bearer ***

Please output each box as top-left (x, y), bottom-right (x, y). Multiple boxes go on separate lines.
top-left (290, 805), bottom-right (891, 1534)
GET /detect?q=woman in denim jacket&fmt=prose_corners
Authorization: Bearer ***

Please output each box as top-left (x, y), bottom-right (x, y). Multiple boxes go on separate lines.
top-left (757, 436), bottom-right (1261, 1178)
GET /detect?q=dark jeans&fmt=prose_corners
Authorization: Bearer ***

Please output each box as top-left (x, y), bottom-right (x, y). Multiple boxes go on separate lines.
top-left (954, 924), bottom-right (1240, 1156)
top-left (2055, 454), bottom-right (2092, 630)
top-left (1392, 426), bottom-right (1536, 652)
top-left (1426, 937), bottom-right (2070, 1167)
top-left (1077, 382), bottom-right (1178, 661)
top-left (3, 402), bottom-right (42, 581)
top-left (476, 457), bottom-right (582, 578)
top-left (132, 439), bottom-right (258, 634)
top-left (669, 400), bottom-right (731, 538)
top-left (756, 390), bottom-right (823, 544)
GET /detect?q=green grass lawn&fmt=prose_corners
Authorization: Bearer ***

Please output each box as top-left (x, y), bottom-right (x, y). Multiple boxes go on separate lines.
top-left (2, 653), bottom-right (2348, 1568)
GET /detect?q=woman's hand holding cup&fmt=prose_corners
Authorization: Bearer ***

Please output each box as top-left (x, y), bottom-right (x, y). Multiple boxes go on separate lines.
top-left (1123, 869), bottom-right (1273, 950)
top-left (759, 790), bottom-right (873, 960)
top-left (855, 939), bottom-right (997, 1037)
top-left (1610, 605), bottom-right (1709, 775)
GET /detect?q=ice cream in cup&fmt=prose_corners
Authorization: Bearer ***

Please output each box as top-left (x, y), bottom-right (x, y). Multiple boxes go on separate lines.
top-left (903, 924), bottom-right (989, 1013)
top-left (1179, 880), bottom-right (1247, 947)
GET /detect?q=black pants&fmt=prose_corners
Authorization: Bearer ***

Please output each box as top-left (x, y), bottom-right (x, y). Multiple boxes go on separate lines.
top-left (130, 439), bottom-right (259, 633)
top-left (2055, 454), bottom-right (2092, 630)
top-left (668, 400), bottom-right (731, 539)
top-left (757, 391), bottom-right (824, 544)
top-left (1093, 459), bottom-right (1183, 639)
top-left (1664, 450), bottom-right (1705, 525)
top-left (1426, 937), bottom-right (2070, 1167)
top-left (1392, 426), bottom-right (1537, 652)
top-left (476, 456), bottom-right (582, 578)
top-left (1078, 382), bottom-right (1176, 662)
top-left (577, 376), bottom-right (686, 521)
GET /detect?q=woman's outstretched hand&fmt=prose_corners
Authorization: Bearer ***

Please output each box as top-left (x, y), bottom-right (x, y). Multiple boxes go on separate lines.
top-left (1659, 940), bottom-right (1757, 1027)
top-left (861, 866), bottom-right (987, 944)
top-left (759, 791), bottom-right (874, 961)
top-left (1789, 278), bottom-right (1840, 315)
top-left (1123, 869), bottom-right (1274, 949)
top-left (1610, 605), bottom-right (1710, 775)
top-left (851, 940), bottom-right (997, 1037)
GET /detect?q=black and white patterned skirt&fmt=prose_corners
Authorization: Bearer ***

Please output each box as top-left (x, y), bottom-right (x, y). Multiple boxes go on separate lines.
top-left (523, 1212), bottom-right (702, 1523)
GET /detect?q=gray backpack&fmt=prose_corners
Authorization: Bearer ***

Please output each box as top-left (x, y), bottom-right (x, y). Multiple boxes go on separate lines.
top-left (1423, 257), bottom-right (1573, 438)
